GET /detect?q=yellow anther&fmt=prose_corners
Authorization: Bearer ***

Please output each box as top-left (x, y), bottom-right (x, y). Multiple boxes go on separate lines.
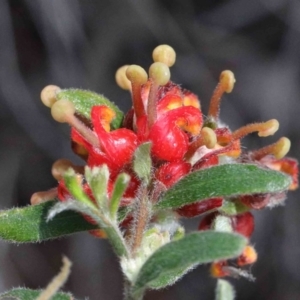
top-left (149, 62), bottom-right (170, 86)
top-left (126, 65), bottom-right (148, 85)
top-left (30, 188), bottom-right (58, 205)
top-left (220, 70), bottom-right (236, 93)
top-left (208, 70), bottom-right (236, 120)
top-left (251, 136), bottom-right (291, 160)
top-left (273, 137), bottom-right (291, 159)
top-left (201, 127), bottom-right (217, 149)
top-left (51, 159), bottom-right (74, 180)
top-left (41, 85), bottom-right (61, 108)
top-left (115, 65), bottom-right (131, 90)
top-left (258, 119), bottom-right (279, 137)
top-left (51, 99), bottom-right (75, 123)
top-left (232, 119), bottom-right (280, 140)
top-left (152, 44), bottom-right (176, 67)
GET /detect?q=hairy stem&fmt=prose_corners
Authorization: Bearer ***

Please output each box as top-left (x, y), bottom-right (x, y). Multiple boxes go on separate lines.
top-left (130, 185), bottom-right (150, 256)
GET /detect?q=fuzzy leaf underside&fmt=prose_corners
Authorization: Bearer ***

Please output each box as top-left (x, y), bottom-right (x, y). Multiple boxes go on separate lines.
top-left (132, 231), bottom-right (247, 295)
top-left (0, 200), bottom-right (97, 242)
top-left (0, 288), bottom-right (75, 300)
top-left (156, 164), bottom-right (291, 209)
top-left (57, 89), bottom-right (124, 129)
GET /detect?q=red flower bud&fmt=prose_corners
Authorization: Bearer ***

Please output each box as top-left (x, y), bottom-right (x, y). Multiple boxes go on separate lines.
top-left (177, 198), bottom-right (223, 218)
top-left (155, 161), bottom-right (191, 188)
top-left (198, 212), bottom-right (218, 231)
top-left (193, 153), bottom-right (219, 171)
top-left (239, 194), bottom-right (271, 210)
top-left (198, 211), bottom-right (254, 238)
top-left (92, 106), bottom-right (138, 169)
top-left (231, 212), bottom-right (254, 238)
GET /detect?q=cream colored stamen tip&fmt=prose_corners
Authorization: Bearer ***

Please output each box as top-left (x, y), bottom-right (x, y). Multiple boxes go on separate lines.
top-left (52, 159), bottom-right (73, 180)
top-left (115, 65), bottom-right (131, 90)
top-left (274, 137), bottom-right (291, 159)
top-left (41, 85), bottom-right (61, 108)
top-left (152, 44), bottom-right (176, 67)
top-left (149, 62), bottom-right (170, 86)
top-left (220, 70), bottom-right (236, 93)
top-left (30, 192), bottom-right (44, 205)
top-left (126, 65), bottom-right (148, 85)
top-left (258, 119), bottom-right (279, 137)
top-left (51, 99), bottom-right (75, 123)
top-left (201, 127), bottom-right (217, 149)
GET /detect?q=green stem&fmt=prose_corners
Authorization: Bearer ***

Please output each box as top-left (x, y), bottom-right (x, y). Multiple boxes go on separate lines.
top-left (123, 280), bottom-right (144, 300)
top-left (103, 224), bottom-right (129, 257)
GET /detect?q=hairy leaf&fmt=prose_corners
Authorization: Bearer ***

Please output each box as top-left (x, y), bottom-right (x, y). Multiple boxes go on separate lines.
top-left (132, 231), bottom-right (246, 295)
top-left (0, 200), bottom-right (97, 242)
top-left (156, 164), bottom-right (291, 209)
top-left (0, 288), bottom-right (75, 300)
top-left (57, 89), bottom-right (123, 129)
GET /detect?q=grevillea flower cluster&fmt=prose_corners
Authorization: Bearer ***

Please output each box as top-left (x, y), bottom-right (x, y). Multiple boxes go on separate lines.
top-left (31, 45), bottom-right (298, 299)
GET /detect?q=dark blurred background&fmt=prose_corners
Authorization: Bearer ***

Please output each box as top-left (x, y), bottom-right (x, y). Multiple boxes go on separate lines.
top-left (0, 0), bottom-right (299, 299)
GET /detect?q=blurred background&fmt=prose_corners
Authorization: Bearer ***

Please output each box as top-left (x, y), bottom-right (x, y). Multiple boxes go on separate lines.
top-left (0, 0), bottom-right (299, 299)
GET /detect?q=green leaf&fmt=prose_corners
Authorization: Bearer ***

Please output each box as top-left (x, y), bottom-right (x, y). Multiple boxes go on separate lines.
top-left (146, 264), bottom-right (193, 290)
top-left (64, 169), bottom-right (96, 209)
top-left (156, 164), bottom-right (291, 209)
top-left (132, 231), bottom-right (246, 295)
top-left (117, 206), bottom-right (132, 223)
top-left (215, 279), bottom-right (236, 300)
top-left (57, 89), bottom-right (124, 129)
top-left (0, 288), bottom-right (75, 300)
top-left (110, 173), bottom-right (130, 220)
top-left (85, 165), bottom-right (110, 209)
top-left (0, 200), bottom-right (97, 242)
top-left (133, 142), bottom-right (152, 183)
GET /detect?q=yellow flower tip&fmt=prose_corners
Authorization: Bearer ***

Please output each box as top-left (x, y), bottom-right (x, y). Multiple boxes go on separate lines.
top-left (149, 62), bottom-right (170, 86)
top-left (210, 262), bottom-right (228, 278)
top-left (115, 65), bottom-right (132, 90)
top-left (220, 70), bottom-right (236, 93)
top-left (258, 119), bottom-right (280, 137)
top-left (40, 85), bottom-right (61, 108)
top-left (126, 65), bottom-right (148, 85)
top-left (51, 99), bottom-right (75, 123)
top-left (237, 245), bottom-right (258, 266)
top-left (52, 159), bottom-right (74, 180)
top-left (201, 127), bottom-right (217, 149)
top-left (183, 94), bottom-right (201, 109)
top-left (273, 137), bottom-right (291, 159)
top-left (30, 188), bottom-right (57, 205)
top-left (99, 106), bottom-right (116, 132)
top-left (176, 118), bottom-right (201, 135)
top-left (152, 44), bottom-right (176, 67)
